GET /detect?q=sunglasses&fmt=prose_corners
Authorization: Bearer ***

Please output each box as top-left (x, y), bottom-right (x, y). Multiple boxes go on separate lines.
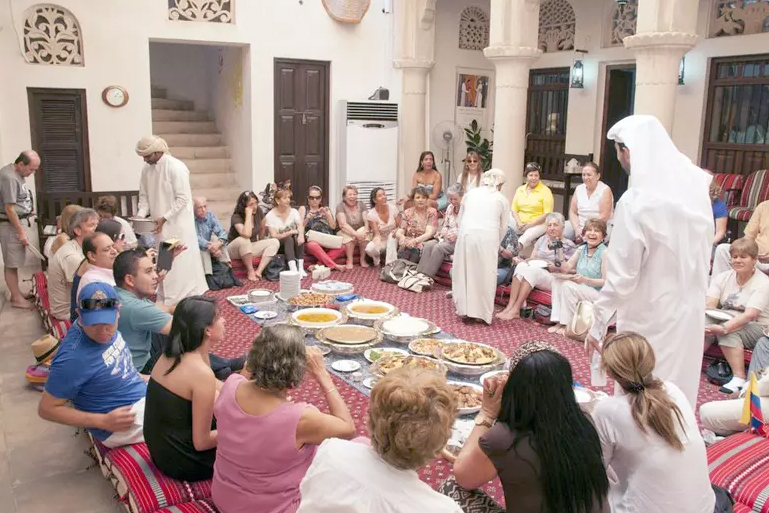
top-left (308, 195), bottom-right (322, 200)
top-left (467, 159), bottom-right (478, 163)
top-left (80, 298), bottom-right (120, 310)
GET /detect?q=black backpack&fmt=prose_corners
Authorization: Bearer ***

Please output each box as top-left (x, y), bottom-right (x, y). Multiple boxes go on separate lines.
top-left (205, 259), bottom-right (242, 291)
top-left (263, 254), bottom-right (288, 282)
top-left (706, 359), bottom-right (733, 386)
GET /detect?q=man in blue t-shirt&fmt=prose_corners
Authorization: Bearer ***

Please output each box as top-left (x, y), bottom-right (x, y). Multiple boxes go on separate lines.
top-left (40, 282), bottom-right (147, 448)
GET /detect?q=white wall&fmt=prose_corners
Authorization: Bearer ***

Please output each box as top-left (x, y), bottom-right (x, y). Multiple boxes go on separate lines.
top-left (149, 42), bottom-right (218, 111)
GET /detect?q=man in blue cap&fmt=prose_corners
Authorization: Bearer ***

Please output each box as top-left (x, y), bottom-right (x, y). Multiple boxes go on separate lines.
top-left (39, 282), bottom-right (147, 448)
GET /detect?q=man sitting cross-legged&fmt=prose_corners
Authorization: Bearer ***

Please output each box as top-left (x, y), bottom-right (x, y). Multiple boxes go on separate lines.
top-left (39, 282), bottom-right (147, 448)
top-left (114, 247), bottom-right (245, 378)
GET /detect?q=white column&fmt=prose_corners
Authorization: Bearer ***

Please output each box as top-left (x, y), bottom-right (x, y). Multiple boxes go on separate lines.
top-left (394, 60), bottom-right (433, 199)
top-left (624, 0), bottom-right (699, 134)
top-left (484, 0), bottom-right (542, 199)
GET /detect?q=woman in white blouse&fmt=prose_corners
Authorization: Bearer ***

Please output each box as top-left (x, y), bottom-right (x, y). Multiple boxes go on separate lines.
top-left (565, 163), bottom-right (614, 243)
top-left (365, 187), bottom-right (398, 267)
top-left (456, 151), bottom-right (482, 192)
top-left (265, 189), bottom-right (306, 276)
top-left (593, 332), bottom-right (715, 513)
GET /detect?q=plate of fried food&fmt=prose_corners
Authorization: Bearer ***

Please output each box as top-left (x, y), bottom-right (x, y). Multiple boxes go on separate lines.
top-left (288, 292), bottom-right (333, 308)
top-left (370, 354), bottom-right (447, 377)
top-left (441, 342), bottom-right (499, 366)
top-left (364, 347), bottom-right (408, 363)
top-left (448, 382), bottom-right (484, 415)
top-left (408, 338), bottom-right (445, 357)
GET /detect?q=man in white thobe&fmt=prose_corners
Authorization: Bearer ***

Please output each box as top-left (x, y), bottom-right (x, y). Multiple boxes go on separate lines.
top-left (586, 115), bottom-right (713, 406)
top-left (452, 169), bottom-right (509, 325)
top-left (135, 136), bottom-right (208, 305)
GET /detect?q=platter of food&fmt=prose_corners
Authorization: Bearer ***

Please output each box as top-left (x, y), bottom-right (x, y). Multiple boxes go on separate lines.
top-left (370, 354), bottom-right (447, 378)
top-left (441, 342), bottom-right (498, 365)
top-left (448, 382), bottom-right (483, 415)
top-left (364, 347), bottom-right (408, 363)
top-left (374, 316), bottom-right (437, 343)
top-left (315, 324), bottom-right (382, 355)
top-left (289, 308), bottom-right (345, 331)
top-left (408, 338), bottom-right (445, 357)
top-left (288, 292), bottom-right (333, 308)
top-left (310, 280), bottom-right (354, 296)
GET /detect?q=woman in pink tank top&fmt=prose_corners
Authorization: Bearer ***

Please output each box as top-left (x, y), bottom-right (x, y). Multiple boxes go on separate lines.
top-left (212, 325), bottom-right (356, 513)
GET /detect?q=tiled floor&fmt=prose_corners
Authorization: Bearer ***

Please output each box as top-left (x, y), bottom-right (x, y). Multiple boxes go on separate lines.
top-left (0, 268), bottom-right (119, 513)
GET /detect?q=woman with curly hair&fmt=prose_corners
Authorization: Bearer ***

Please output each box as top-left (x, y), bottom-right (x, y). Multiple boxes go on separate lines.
top-left (227, 191), bottom-right (280, 281)
top-left (212, 325), bottom-right (355, 513)
top-left (297, 368), bottom-right (463, 513)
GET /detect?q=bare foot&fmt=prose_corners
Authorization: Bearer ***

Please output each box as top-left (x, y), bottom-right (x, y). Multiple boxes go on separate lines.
top-left (360, 259), bottom-right (369, 268)
top-left (247, 272), bottom-right (258, 282)
top-left (547, 324), bottom-right (561, 334)
top-left (345, 262), bottom-right (354, 270)
top-left (333, 265), bottom-right (345, 272)
top-left (11, 298), bottom-right (34, 310)
top-left (495, 309), bottom-right (520, 321)
top-left (556, 327), bottom-right (567, 336)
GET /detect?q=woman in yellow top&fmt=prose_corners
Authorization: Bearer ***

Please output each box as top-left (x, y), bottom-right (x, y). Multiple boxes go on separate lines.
top-left (511, 162), bottom-right (554, 252)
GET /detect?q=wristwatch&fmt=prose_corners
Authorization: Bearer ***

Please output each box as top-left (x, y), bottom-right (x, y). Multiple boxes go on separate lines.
top-left (474, 414), bottom-right (494, 429)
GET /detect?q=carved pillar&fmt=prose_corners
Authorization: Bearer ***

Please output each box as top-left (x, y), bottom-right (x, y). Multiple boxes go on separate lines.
top-left (484, 0), bottom-right (542, 199)
top-left (624, 0), bottom-right (699, 133)
top-left (393, 0), bottom-right (436, 198)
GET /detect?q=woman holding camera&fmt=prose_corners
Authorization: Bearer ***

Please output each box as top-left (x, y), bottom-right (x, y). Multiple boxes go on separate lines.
top-left (496, 213), bottom-right (576, 321)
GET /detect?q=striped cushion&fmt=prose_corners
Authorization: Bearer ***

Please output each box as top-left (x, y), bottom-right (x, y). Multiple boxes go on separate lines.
top-left (738, 169), bottom-right (769, 209)
top-left (729, 206), bottom-right (755, 222)
top-left (154, 499), bottom-right (219, 513)
top-left (105, 443), bottom-right (212, 513)
top-left (707, 432), bottom-right (769, 512)
top-left (50, 317), bottom-right (71, 341)
top-left (714, 173), bottom-right (745, 208)
top-left (734, 501), bottom-right (752, 513)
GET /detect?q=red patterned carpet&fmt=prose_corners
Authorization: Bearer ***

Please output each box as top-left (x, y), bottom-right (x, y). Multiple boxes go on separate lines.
top-left (206, 267), bottom-right (727, 500)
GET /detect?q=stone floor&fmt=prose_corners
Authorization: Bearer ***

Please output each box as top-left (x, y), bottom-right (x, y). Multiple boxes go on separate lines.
top-left (0, 268), bottom-right (119, 513)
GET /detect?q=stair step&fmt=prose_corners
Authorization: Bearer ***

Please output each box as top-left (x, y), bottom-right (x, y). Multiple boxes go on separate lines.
top-left (151, 86), bottom-right (167, 99)
top-left (193, 187), bottom-right (241, 202)
top-left (181, 158), bottom-right (232, 173)
top-left (190, 172), bottom-right (238, 189)
top-left (153, 121), bottom-right (218, 134)
top-left (161, 133), bottom-right (223, 146)
top-left (151, 98), bottom-right (194, 111)
top-left (171, 146), bottom-right (229, 159)
top-left (152, 109), bottom-right (210, 122)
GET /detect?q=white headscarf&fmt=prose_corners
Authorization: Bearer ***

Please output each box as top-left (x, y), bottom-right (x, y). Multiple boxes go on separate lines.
top-left (135, 136), bottom-right (169, 157)
top-left (607, 115), bottom-right (711, 219)
top-left (481, 168), bottom-right (507, 188)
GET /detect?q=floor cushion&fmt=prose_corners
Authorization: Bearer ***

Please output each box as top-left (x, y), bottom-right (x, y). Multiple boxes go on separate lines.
top-left (154, 499), bottom-right (219, 513)
top-left (105, 442), bottom-right (212, 513)
top-left (88, 434), bottom-right (114, 479)
top-left (707, 431), bottom-right (769, 513)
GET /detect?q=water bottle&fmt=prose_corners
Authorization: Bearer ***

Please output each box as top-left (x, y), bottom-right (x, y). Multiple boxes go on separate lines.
top-left (590, 349), bottom-right (607, 387)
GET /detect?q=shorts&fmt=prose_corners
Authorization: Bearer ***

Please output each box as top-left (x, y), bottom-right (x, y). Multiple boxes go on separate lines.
top-left (0, 222), bottom-right (26, 268)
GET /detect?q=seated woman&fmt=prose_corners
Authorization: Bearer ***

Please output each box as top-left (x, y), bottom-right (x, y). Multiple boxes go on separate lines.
top-left (395, 186), bottom-right (438, 263)
top-left (451, 341), bottom-right (608, 513)
top-left (496, 226), bottom-right (520, 287)
top-left (266, 189), bottom-right (306, 276)
top-left (416, 183), bottom-right (463, 277)
top-left (365, 187), bottom-right (399, 267)
top-left (48, 204), bottom-right (82, 257)
top-left (700, 336), bottom-right (769, 435)
top-left (705, 237), bottom-right (769, 394)
top-left (565, 163), bottom-right (613, 242)
top-left (549, 219), bottom-right (608, 335)
top-left (711, 180), bottom-right (728, 251)
top-left (336, 185), bottom-right (370, 269)
top-left (457, 150), bottom-right (483, 193)
top-left (227, 191), bottom-right (280, 281)
top-left (595, 332), bottom-right (715, 513)
top-left (298, 186), bottom-right (345, 272)
top-left (496, 213), bottom-right (576, 320)
top-left (95, 194), bottom-right (138, 248)
top-left (212, 325), bottom-right (356, 513)
top-left (511, 163), bottom-right (554, 253)
top-left (296, 368), bottom-right (464, 513)
top-left (398, 151), bottom-right (448, 211)
top-left (144, 296), bottom-right (220, 482)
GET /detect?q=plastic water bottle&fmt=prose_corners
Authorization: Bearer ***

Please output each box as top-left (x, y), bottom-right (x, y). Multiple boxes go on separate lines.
top-left (590, 349), bottom-right (607, 387)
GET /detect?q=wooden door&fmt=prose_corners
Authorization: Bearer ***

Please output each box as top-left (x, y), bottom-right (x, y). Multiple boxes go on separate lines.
top-left (600, 66), bottom-right (635, 201)
top-left (274, 59), bottom-right (330, 201)
top-left (524, 68), bottom-right (570, 179)
top-left (27, 88), bottom-right (91, 197)
top-left (701, 54), bottom-right (769, 175)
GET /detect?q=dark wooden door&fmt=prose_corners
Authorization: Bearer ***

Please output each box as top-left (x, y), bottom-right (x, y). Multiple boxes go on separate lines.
top-left (701, 54), bottom-right (769, 175)
top-left (524, 68), bottom-right (570, 179)
top-left (27, 88), bottom-right (91, 198)
top-left (274, 59), bottom-right (330, 201)
top-left (600, 67), bottom-right (635, 201)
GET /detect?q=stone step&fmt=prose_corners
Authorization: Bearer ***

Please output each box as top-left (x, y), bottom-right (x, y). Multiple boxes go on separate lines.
top-left (161, 133), bottom-right (223, 147)
top-left (151, 98), bottom-right (194, 111)
top-left (190, 171), bottom-right (238, 189)
top-left (170, 146), bottom-right (229, 159)
top-left (205, 200), bottom-right (235, 228)
top-left (181, 158), bottom-right (231, 173)
top-left (151, 86), bottom-right (167, 99)
top-left (152, 109), bottom-right (210, 122)
top-left (193, 186), bottom-right (241, 202)
top-left (153, 121), bottom-right (218, 134)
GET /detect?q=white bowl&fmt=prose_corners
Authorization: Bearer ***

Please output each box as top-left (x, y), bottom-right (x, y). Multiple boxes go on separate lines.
top-left (347, 300), bottom-right (396, 319)
top-left (448, 381), bottom-right (484, 416)
top-left (290, 308), bottom-right (343, 328)
top-left (130, 217), bottom-right (156, 235)
top-left (382, 317), bottom-right (430, 336)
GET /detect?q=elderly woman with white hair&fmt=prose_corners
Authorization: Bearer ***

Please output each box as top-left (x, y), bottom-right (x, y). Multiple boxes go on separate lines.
top-left (415, 183), bottom-right (464, 277)
top-left (452, 169), bottom-right (510, 325)
top-left (496, 212), bottom-right (576, 320)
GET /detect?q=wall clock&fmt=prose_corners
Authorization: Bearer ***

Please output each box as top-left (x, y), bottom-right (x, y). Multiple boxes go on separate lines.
top-left (102, 85), bottom-right (129, 108)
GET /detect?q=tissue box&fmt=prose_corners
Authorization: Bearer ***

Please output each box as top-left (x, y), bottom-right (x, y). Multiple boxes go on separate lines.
top-left (312, 266), bottom-right (331, 280)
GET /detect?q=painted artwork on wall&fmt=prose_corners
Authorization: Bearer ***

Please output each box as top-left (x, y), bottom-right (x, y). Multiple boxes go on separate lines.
top-left (455, 69), bottom-right (493, 137)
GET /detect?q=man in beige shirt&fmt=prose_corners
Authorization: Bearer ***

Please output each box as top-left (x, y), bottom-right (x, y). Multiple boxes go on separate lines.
top-left (47, 208), bottom-right (99, 320)
top-left (712, 200), bottom-right (769, 278)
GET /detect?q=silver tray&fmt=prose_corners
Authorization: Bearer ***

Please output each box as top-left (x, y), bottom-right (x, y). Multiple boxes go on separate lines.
top-left (369, 354), bottom-right (448, 378)
top-left (315, 325), bottom-right (384, 355)
top-left (439, 339), bottom-right (507, 376)
top-left (373, 317), bottom-right (438, 344)
top-left (343, 303), bottom-right (400, 327)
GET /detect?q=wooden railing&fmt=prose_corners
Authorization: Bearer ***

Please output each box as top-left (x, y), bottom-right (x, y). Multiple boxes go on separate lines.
top-left (523, 152), bottom-right (595, 215)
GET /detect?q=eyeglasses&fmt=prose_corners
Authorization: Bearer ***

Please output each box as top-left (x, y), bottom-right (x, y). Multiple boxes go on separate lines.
top-left (80, 298), bottom-right (120, 310)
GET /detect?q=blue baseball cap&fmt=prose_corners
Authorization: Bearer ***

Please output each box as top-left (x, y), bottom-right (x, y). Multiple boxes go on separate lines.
top-left (77, 282), bottom-right (120, 326)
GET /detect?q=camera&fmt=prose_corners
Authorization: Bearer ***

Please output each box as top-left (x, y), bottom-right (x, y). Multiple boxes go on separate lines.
top-left (548, 238), bottom-right (564, 251)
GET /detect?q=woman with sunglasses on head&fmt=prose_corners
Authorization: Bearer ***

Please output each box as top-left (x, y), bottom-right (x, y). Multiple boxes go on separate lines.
top-left (298, 186), bottom-right (345, 272)
top-left (227, 191), bottom-right (280, 281)
top-left (457, 151), bottom-right (483, 192)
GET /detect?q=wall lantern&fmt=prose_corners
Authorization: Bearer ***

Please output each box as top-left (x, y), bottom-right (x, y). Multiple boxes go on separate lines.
top-left (678, 56), bottom-right (686, 85)
top-left (571, 49), bottom-right (588, 89)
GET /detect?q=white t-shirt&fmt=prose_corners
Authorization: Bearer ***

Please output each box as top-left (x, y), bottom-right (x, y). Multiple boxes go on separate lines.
top-left (296, 438), bottom-right (463, 513)
top-left (708, 269), bottom-right (769, 324)
top-left (592, 382), bottom-right (715, 513)
top-left (265, 208), bottom-right (301, 235)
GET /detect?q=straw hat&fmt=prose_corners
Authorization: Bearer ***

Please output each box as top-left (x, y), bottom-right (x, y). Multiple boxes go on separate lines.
top-left (31, 334), bottom-right (60, 364)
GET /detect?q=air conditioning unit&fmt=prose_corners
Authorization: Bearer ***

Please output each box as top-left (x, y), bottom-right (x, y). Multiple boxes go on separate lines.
top-left (335, 101), bottom-right (398, 206)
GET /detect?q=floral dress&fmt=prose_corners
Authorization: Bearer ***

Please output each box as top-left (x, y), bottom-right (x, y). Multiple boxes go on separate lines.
top-left (397, 206), bottom-right (438, 262)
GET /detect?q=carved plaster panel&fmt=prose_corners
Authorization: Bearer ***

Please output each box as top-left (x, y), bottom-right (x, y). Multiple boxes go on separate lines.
top-left (538, 0), bottom-right (576, 52)
top-left (712, 0), bottom-right (769, 37)
top-left (22, 4), bottom-right (84, 66)
top-left (606, 0), bottom-right (638, 47)
top-left (459, 6), bottom-right (490, 51)
top-left (168, 0), bottom-right (234, 23)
